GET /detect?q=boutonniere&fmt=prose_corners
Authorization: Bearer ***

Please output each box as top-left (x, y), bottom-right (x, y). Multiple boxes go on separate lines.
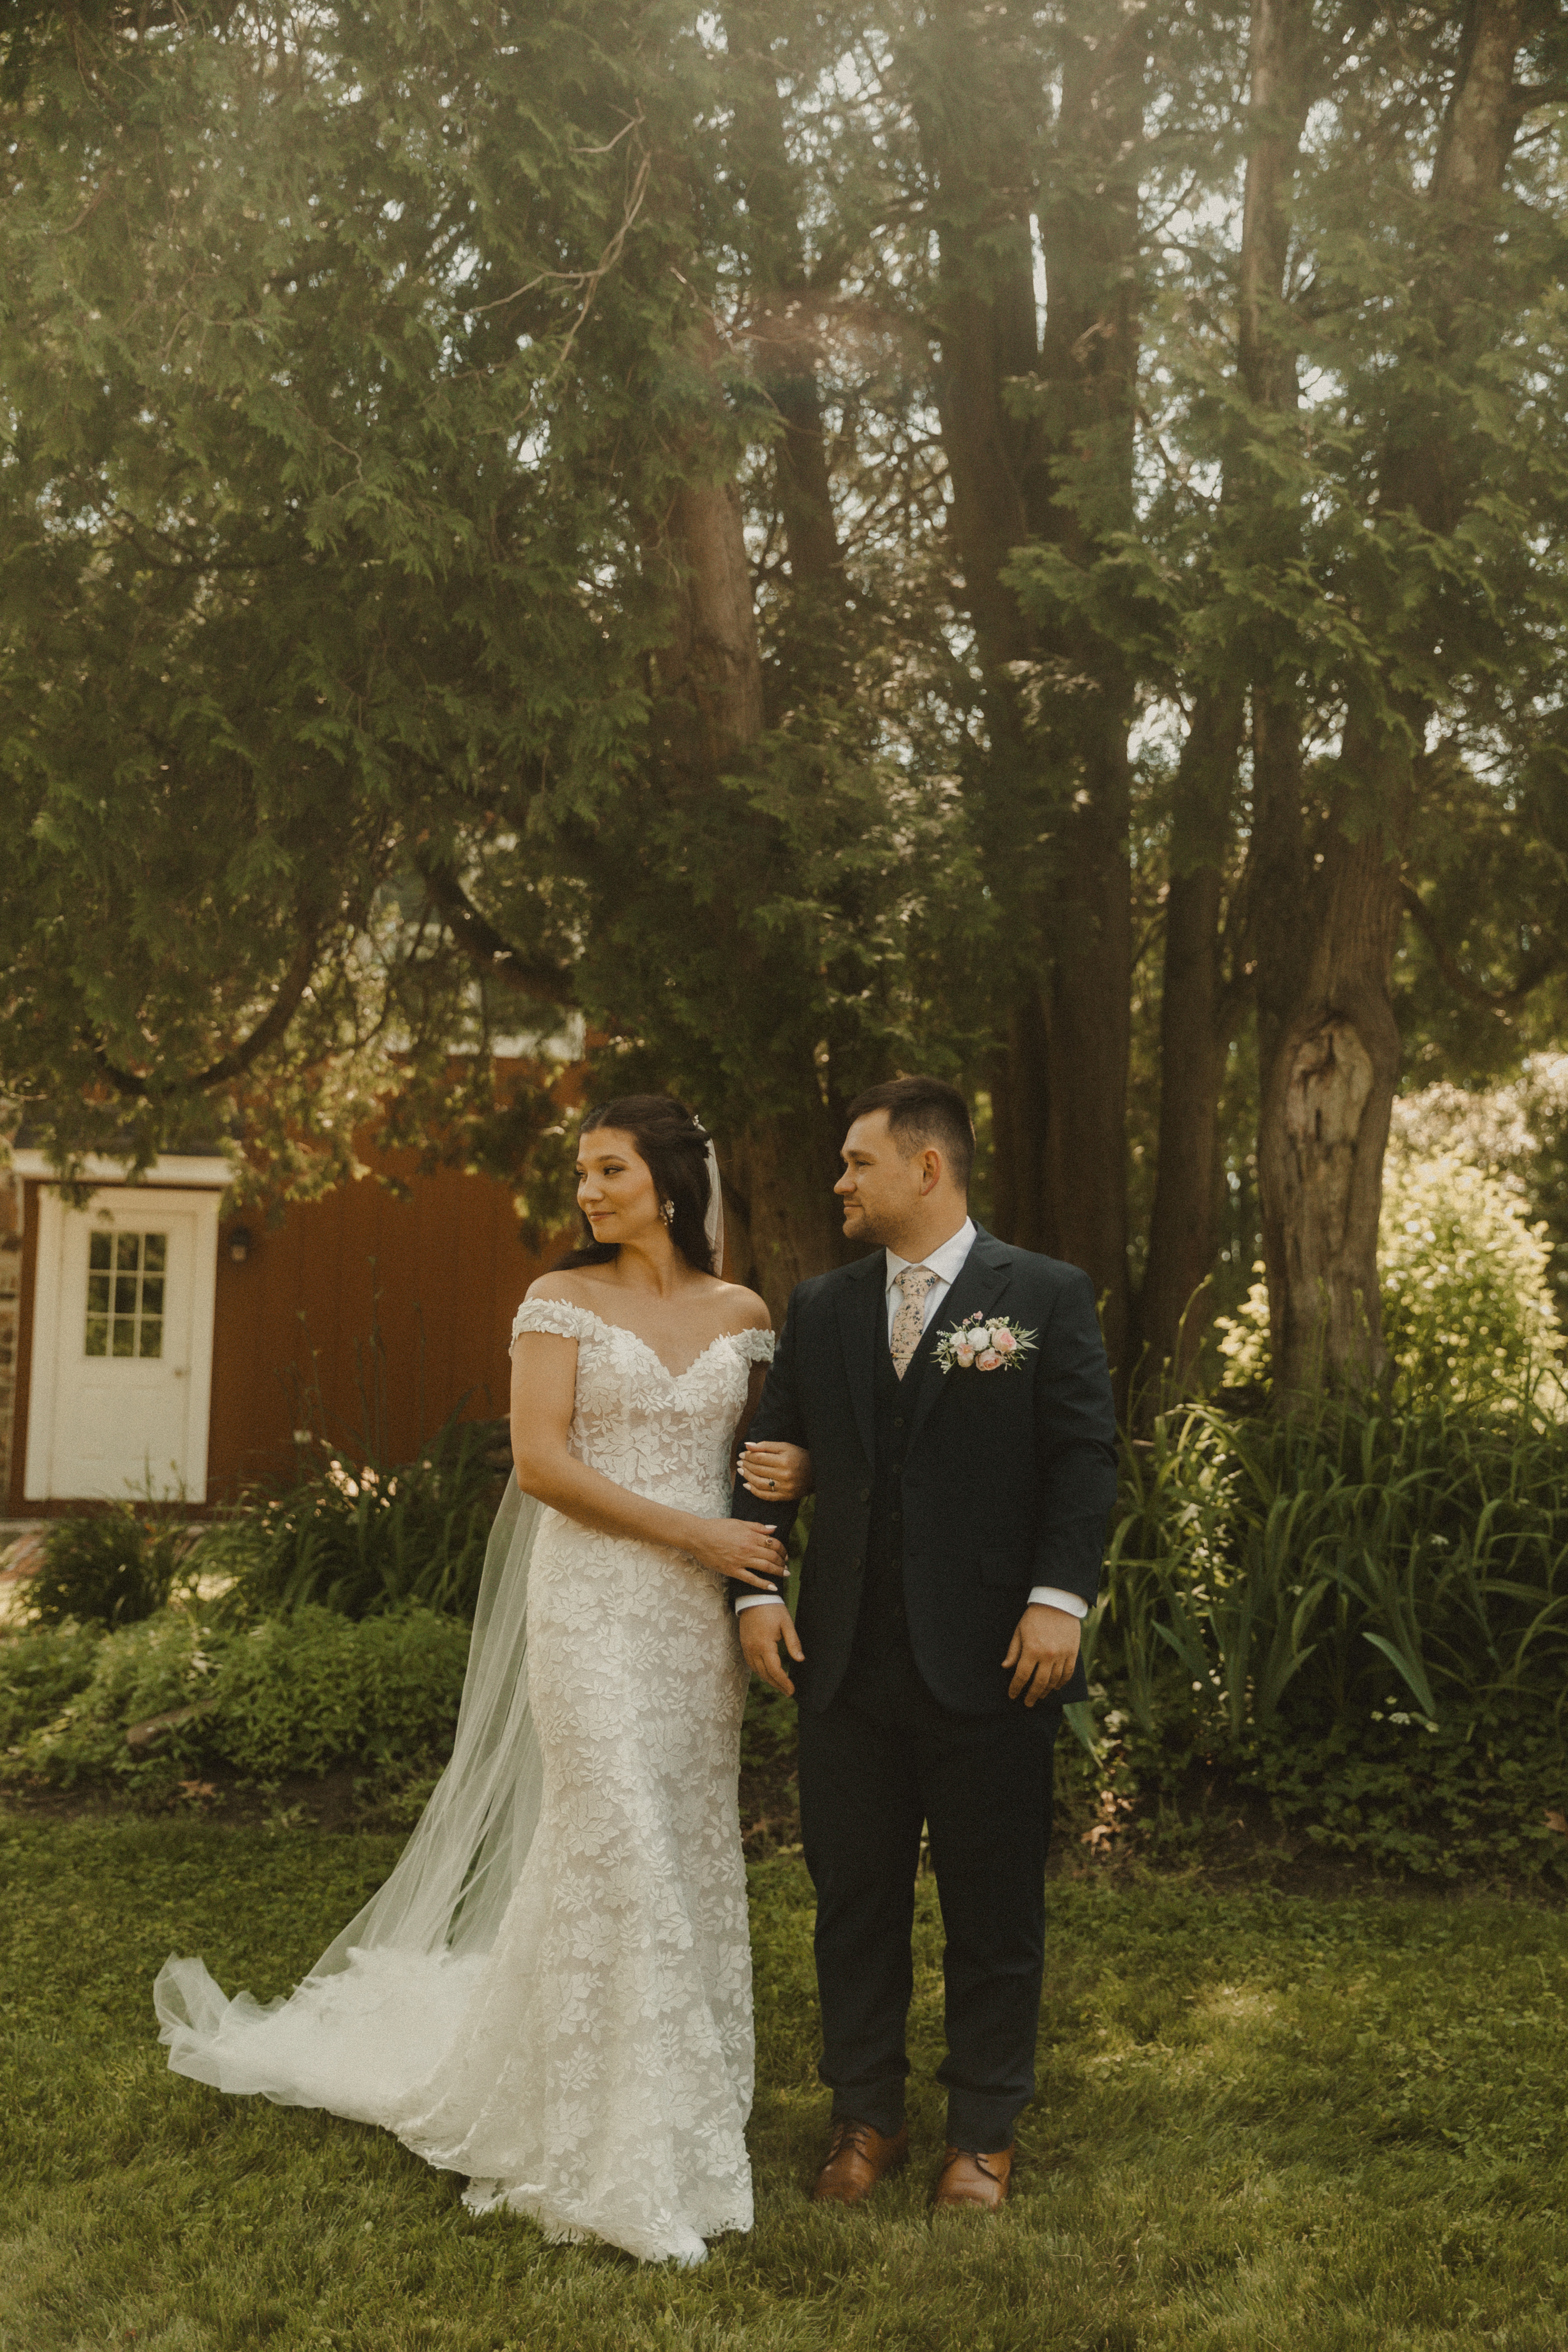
top-left (934, 1314), bottom-right (1037, 1374)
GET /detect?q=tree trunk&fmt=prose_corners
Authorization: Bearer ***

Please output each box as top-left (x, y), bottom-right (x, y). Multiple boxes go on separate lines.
top-left (721, 1), bottom-right (846, 706)
top-left (651, 458), bottom-right (853, 1312)
top-left (653, 474), bottom-right (765, 766)
top-left (1257, 814), bottom-right (1406, 1395)
top-left (914, 0), bottom-right (1143, 1376)
top-left (669, 25), bottom-right (856, 1315)
top-left (1133, 0), bottom-right (1310, 1392)
top-left (718, 1090), bottom-right (849, 1319)
top-left (1138, 682), bottom-right (1246, 1384)
top-left (1249, 0), bottom-right (1527, 1399)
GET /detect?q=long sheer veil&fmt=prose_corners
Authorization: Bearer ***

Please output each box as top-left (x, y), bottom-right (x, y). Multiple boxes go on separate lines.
top-left (313, 1473), bottom-right (546, 1967)
top-left (326, 1131), bottom-right (725, 1963)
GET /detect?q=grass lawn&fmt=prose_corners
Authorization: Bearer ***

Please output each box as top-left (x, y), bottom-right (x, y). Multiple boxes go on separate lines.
top-left (3, 1816), bottom-right (1568, 2351)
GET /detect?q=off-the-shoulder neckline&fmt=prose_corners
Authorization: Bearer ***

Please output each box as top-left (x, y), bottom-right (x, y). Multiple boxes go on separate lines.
top-left (517, 1298), bottom-right (771, 1384)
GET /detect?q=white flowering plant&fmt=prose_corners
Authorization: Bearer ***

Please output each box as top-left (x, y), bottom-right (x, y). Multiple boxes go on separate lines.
top-left (934, 1313), bottom-right (1038, 1373)
top-left (1216, 1134), bottom-right (1562, 1402)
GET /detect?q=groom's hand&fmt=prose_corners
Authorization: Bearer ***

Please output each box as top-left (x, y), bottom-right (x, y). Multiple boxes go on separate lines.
top-left (1003, 1604), bottom-right (1080, 1706)
top-left (737, 1602), bottom-right (805, 1697)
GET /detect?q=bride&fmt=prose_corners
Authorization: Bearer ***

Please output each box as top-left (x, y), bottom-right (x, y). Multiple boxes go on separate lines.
top-left (154, 1094), bottom-right (807, 2266)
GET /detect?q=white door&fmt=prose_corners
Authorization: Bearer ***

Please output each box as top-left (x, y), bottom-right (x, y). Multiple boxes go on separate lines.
top-left (24, 1186), bottom-right (220, 1502)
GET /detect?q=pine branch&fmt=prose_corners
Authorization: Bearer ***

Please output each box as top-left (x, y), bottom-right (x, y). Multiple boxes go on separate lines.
top-left (91, 929), bottom-right (320, 1098)
top-left (1401, 883), bottom-right (1563, 1015)
top-left (416, 861), bottom-right (577, 1006)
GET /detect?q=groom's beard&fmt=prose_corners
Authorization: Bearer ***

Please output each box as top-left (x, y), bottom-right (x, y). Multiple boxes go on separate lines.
top-left (841, 1203), bottom-right (893, 1248)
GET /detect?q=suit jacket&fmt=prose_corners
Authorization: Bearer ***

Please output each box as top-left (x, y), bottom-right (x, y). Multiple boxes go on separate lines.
top-left (732, 1225), bottom-right (1119, 1715)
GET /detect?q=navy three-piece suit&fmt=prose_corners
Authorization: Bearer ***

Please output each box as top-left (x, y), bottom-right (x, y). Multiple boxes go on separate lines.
top-left (732, 1223), bottom-right (1118, 2151)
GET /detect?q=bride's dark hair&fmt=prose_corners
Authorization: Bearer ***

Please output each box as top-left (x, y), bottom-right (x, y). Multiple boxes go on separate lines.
top-left (556, 1094), bottom-right (718, 1276)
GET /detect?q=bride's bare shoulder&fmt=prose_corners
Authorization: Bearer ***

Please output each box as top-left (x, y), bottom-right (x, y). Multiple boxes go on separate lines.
top-left (709, 1279), bottom-right (772, 1334)
top-left (525, 1269), bottom-right (606, 1306)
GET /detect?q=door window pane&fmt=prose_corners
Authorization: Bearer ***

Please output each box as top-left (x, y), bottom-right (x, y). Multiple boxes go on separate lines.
top-left (85, 1230), bottom-right (168, 1361)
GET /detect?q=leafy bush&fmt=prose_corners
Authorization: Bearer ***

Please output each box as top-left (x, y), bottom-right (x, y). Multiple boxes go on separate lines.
top-left (1217, 1140), bottom-right (1562, 1402)
top-left (1073, 1387), bottom-right (1568, 1877)
top-left (214, 1609), bottom-right (471, 1778)
top-left (2, 1608), bottom-right (214, 1786)
top-left (0, 1622), bottom-right (100, 1749)
top-left (211, 1414), bottom-right (505, 1623)
top-left (28, 1505), bottom-right (191, 1629)
top-left (1, 1605), bottom-right (470, 1793)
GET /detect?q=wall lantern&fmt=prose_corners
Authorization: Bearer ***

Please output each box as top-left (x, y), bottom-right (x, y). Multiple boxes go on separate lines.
top-left (227, 1225), bottom-right (254, 1265)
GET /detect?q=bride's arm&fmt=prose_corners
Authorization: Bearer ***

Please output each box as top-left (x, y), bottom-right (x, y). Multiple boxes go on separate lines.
top-left (509, 1331), bottom-right (788, 1589)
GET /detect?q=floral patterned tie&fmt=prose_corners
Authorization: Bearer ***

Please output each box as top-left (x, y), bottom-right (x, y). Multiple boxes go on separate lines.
top-left (889, 1265), bottom-right (939, 1380)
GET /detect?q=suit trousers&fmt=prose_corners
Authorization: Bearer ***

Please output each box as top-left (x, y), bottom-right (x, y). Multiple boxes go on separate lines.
top-left (796, 1629), bottom-right (1059, 2154)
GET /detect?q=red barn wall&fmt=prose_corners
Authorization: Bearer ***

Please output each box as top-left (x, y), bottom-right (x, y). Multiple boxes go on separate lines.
top-left (206, 1149), bottom-right (565, 1498)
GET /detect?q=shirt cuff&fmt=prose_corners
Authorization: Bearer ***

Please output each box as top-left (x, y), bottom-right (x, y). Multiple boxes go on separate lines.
top-left (1028, 1585), bottom-right (1088, 1618)
top-left (740, 1584), bottom-right (1085, 1615)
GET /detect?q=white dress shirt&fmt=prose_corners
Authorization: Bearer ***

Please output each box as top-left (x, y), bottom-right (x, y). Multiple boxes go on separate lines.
top-left (736, 1213), bottom-right (1087, 1621)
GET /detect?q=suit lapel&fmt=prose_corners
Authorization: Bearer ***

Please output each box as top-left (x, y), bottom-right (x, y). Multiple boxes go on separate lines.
top-left (906, 1227), bottom-right (1011, 1443)
top-left (833, 1251), bottom-right (884, 1466)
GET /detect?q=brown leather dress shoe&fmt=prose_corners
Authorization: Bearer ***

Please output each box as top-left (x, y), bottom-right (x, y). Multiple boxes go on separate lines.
top-left (933, 2145), bottom-right (1013, 2210)
top-left (811, 2119), bottom-right (909, 2204)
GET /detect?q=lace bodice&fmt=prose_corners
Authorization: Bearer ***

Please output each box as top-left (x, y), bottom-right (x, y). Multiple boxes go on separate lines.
top-left (511, 1299), bottom-right (774, 1518)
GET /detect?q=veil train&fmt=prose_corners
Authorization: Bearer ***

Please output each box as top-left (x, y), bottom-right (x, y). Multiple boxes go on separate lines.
top-left (154, 1477), bottom-right (546, 2118)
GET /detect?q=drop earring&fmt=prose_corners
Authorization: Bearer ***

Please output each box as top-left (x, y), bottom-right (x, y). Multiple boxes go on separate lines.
top-left (661, 1199), bottom-right (675, 1227)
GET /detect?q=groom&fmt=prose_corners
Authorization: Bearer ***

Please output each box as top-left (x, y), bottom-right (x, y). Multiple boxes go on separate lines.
top-left (731, 1076), bottom-right (1117, 2210)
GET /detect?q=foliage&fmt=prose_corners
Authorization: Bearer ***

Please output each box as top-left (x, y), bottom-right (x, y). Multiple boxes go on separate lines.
top-left (1391, 1060), bottom-right (1568, 1328)
top-left (2, 0), bottom-right (1566, 1379)
top-left (0, 0), bottom-right (690, 1188)
top-left (1077, 1385), bottom-right (1568, 1878)
top-left (27, 1503), bottom-right (192, 1630)
top-left (0, 0), bottom-right (979, 1215)
top-left (205, 1608), bottom-right (471, 1782)
top-left (3, 1606), bottom-right (214, 1787)
top-left (1, 1604), bottom-right (470, 1793)
top-left (206, 1414), bottom-right (505, 1623)
top-left (0, 1622), bottom-right (98, 1751)
top-left (11, 1376), bottom-right (1568, 1878)
top-left (7, 1823), bottom-right (1568, 2347)
top-left (1216, 1139), bottom-right (1562, 1402)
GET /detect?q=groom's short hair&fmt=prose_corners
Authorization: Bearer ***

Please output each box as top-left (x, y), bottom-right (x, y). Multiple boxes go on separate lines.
top-left (845, 1076), bottom-right (973, 1192)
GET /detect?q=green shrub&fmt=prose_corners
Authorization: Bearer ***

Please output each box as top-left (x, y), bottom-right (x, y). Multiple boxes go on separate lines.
top-left (212, 1607), bottom-right (471, 1778)
top-left (4, 1608), bottom-right (215, 1787)
top-left (1075, 1386), bottom-right (1568, 1877)
top-left (1217, 1140), bottom-right (1562, 1402)
top-left (2, 1604), bottom-right (470, 1794)
top-left (215, 1414), bottom-right (504, 1622)
top-left (27, 1505), bottom-right (190, 1629)
top-left (0, 1622), bottom-right (102, 1749)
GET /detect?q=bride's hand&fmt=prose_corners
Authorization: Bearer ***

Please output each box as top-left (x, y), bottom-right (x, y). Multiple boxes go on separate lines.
top-left (686, 1517), bottom-right (790, 1588)
top-left (738, 1441), bottom-right (813, 1502)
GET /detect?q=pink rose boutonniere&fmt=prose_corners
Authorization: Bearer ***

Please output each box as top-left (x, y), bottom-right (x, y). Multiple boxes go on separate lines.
top-left (934, 1314), bottom-right (1038, 1374)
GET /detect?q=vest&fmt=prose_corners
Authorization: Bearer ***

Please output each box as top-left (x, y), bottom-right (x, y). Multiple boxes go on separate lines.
top-left (850, 1308), bottom-right (934, 1668)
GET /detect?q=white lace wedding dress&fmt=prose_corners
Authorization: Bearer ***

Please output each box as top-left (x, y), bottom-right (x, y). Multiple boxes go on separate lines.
top-left (155, 1300), bottom-right (773, 2267)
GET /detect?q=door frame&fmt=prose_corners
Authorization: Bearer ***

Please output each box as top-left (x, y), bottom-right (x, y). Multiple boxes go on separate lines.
top-left (21, 1175), bottom-right (224, 1504)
